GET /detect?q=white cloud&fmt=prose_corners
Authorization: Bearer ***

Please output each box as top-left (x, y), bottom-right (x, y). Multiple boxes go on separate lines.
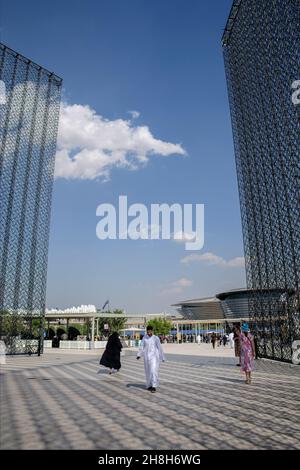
top-left (160, 277), bottom-right (193, 296)
top-left (128, 110), bottom-right (140, 119)
top-left (181, 252), bottom-right (245, 268)
top-left (55, 103), bottom-right (186, 180)
top-left (226, 257), bottom-right (246, 268)
top-left (173, 278), bottom-right (194, 288)
top-left (173, 231), bottom-right (196, 243)
top-left (161, 286), bottom-right (183, 296)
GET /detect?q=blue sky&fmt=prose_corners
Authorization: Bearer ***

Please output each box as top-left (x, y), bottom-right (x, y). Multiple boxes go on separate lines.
top-left (1, 0), bottom-right (246, 313)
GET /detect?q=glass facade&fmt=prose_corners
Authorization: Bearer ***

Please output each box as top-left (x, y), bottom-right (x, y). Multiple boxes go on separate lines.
top-left (173, 298), bottom-right (225, 321)
top-left (173, 289), bottom-right (251, 321)
top-left (216, 289), bottom-right (251, 320)
top-left (0, 44), bottom-right (62, 354)
top-left (223, 0), bottom-right (300, 361)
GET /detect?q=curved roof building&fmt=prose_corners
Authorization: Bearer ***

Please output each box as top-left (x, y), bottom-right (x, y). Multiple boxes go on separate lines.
top-left (216, 288), bottom-right (252, 320)
top-left (172, 296), bottom-right (224, 321)
top-left (172, 288), bottom-right (252, 322)
top-left (172, 288), bottom-right (297, 331)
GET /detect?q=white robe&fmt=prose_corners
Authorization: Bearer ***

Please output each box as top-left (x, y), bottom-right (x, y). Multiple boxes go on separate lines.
top-left (137, 334), bottom-right (165, 388)
top-left (228, 332), bottom-right (234, 348)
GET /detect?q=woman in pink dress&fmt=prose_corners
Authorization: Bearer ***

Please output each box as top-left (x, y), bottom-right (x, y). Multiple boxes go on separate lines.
top-left (239, 323), bottom-right (255, 384)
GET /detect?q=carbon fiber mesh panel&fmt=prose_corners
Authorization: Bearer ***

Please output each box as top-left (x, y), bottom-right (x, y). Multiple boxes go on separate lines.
top-left (0, 44), bottom-right (62, 354)
top-left (223, 0), bottom-right (300, 362)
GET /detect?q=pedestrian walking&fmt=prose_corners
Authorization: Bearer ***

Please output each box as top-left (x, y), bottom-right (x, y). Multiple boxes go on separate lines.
top-left (211, 332), bottom-right (217, 349)
top-left (137, 325), bottom-right (165, 393)
top-left (239, 323), bottom-right (255, 384)
top-left (99, 332), bottom-right (122, 374)
top-left (228, 331), bottom-right (234, 348)
top-left (234, 325), bottom-right (241, 366)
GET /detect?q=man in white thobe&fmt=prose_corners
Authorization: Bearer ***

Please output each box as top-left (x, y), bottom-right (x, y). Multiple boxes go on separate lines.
top-left (137, 325), bottom-right (165, 393)
top-left (228, 331), bottom-right (234, 349)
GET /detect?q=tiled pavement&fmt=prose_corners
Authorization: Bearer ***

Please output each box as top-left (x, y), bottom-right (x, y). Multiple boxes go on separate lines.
top-left (0, 349), bottom-right (299, 450)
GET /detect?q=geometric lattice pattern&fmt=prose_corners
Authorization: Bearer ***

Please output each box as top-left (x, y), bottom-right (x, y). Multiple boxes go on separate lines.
top-left (0, 43), bottom-right (62, 355)
top-left (223, 0), bottom-right (300, 362)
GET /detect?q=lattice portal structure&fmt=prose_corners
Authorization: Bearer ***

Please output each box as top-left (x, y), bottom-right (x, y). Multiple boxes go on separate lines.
top-left (0, 44), bottom-right (62, 355)
top-left (223, 0), bottom-right (300, 362)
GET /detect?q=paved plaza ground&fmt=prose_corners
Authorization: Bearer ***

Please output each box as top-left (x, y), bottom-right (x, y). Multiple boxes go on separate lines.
top-left (0, 343), bottom-right (299, 450)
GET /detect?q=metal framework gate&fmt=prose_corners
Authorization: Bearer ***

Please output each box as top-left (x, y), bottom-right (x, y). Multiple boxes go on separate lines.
top-left (0, 44), bottom-right (62, 354)
top-left (223, 0), bottom-right (300, 362)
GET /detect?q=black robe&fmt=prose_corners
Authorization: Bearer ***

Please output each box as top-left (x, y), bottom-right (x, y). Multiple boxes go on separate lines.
top-left (100, 334), bottom-right (122, 370)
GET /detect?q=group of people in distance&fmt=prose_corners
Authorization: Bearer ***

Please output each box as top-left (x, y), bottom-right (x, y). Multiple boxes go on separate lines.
top-left (99, 322), bottom-right (255, 391)
top-left (99, 325), bottom-right (165, 393)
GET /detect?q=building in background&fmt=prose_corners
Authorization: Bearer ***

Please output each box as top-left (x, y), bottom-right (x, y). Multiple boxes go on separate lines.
top-left (0, 43), bottom-right (62, 355)
top-left (172, 288), bottom-right (250, 322)
top-left (172, 296), bottom-right (224, 321)
top-left (222, 0), bottom-right (300, 361)
top-left (171, 289), bottom-right (251, 340)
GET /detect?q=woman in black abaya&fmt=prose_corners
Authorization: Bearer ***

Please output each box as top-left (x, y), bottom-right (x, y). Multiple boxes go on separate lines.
top-left (100, 332), bottom-right (123, 374)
